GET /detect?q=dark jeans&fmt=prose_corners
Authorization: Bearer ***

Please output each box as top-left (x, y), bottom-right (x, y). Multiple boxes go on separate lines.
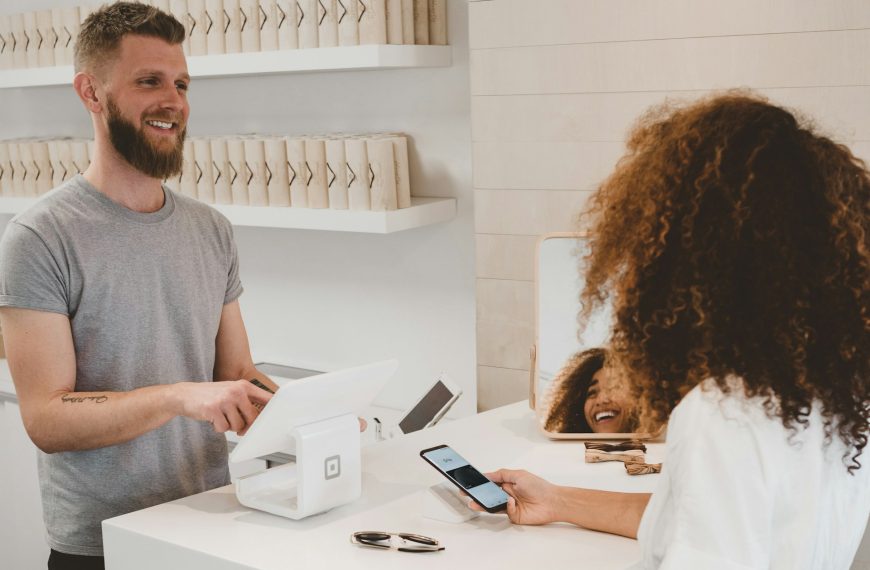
top-left (48, 549), bottom-right (105, 570)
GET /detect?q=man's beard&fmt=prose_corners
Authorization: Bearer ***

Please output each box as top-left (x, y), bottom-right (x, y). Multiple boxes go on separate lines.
top-left (106, 98), bottom-right (185, 179)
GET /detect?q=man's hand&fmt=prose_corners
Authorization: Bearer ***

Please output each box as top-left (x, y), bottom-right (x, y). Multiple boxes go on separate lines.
top-left (173, 380), bottom-right (273, 436)
top-left (467, 469), bottom-right (564, 525)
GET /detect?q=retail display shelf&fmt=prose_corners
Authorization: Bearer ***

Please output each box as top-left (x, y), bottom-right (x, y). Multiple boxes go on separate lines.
top-left (0, 196), bottom-right (456, 234)
top-left (0, 44), bottom-right (453, 89)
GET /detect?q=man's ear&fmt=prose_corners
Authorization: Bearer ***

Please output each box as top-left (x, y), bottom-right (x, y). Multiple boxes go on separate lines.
top-left (73, 72), bottom-right (102, 114)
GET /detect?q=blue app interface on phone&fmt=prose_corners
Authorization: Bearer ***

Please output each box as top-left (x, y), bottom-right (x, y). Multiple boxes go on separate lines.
top-left (425, 447), bottom-right (509, 509)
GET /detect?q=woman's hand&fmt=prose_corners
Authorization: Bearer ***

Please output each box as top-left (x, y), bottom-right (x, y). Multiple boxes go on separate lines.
top-left (467, 468), bottom-right (651, 538)
top-left (467, 469), bottom-right (564, 525)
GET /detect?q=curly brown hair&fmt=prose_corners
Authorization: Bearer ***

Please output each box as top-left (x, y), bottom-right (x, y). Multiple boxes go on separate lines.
top-left (580, 92), bottom-right (869, 471)
top-left (544, 348), bottom-right (606, 433)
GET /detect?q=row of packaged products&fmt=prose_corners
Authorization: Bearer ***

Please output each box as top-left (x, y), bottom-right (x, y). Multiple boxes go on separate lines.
top-left (0, 0), bottom-right (447, 70)
top-left (0, 138), bottom-right (92, 196)
top-left (0, 133), bottom-right (413, 211)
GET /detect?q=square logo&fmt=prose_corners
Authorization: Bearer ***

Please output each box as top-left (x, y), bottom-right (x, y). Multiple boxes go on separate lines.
top-left (324, 455), bottom-right (341, 480)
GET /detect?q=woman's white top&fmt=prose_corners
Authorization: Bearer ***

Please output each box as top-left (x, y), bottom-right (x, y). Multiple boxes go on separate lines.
top-left (636, 379), bottom-right (870, 569)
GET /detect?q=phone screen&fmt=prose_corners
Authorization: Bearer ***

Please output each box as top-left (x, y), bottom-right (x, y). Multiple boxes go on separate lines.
top-left (421, 445), bottom-right (509, 511)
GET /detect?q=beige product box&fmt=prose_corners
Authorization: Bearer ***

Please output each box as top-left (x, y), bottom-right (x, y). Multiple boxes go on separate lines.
top-left (53, 8), bottom-right (79, 67)
top-left (260, 0), bottom-right (280, 51)
top-left (50, 9), bottom-right (64, 66)
top-left (227, 138), bottom-right (249, 205)
top-left (242, 138), bottom-right (269, 206)
top-left (168, 0), bottom-right (192, 54)
top-left (324, 138), bottom-right (348, 210)
top-left (223, 0), bottom-right (243, 53)
top-left (0, 141), bottom-right (11, 196)
top-left (203, 0), bottom-right (226, 54)
top-left (10, 13), bottom-right (26, 69)
top-left (58, 138), bottom-right (75, 183)
top-left (147, 0), bottom-right (173, 12)
top-left (276, 0), bottom-right (298, 50)
top-left (239, 0), bottom-right (260, 52)
top-left (401, 0), bottom-right (414, 44)
top-left (358, 0), bottom-right (386, 45)
top-left (304, 139), bottom-right (329, 209)
top-left (365, 138), bottom-right (397, 211)
top-left (70, 139), bottom-right (90, 176)
top-left (31, 140), bottom-right (53, 195)
top-left (384, 0), bottom-right (402, 45)
top-left (23, 12), bottom-right (39, 68)
top-left (428, 0), bottom-right (446, 45)
top-left (192, 138), bottom-right (215, 203)
top-left (344, 138), bottom-right (370, 210)
top-left (376, 134), bottom-right (410, 208)
top-left (336, 0), bottom-right (358, 46)
top-left (263, 137), bottom-right (290, 206)
top-left (209, 137), bottom-right (233, 205)
top-left (412, 0), bottom-right (427, 44)
top-left (6, 141), bottom-right (23, 196)
top-left (285, 137), bottom-right (308, 207)
top-left (79, 4), bottom-right (96, 24)
top-left (36, 10), bottom-right (55, 68)
top-left (47, 139), bottom-right (64, 188)
top-left (0, 15), bottom-right (11, 70)
top-left (187, 0), bottom-right (209, 56)
top-left (179, 139), bottom-right (198, 199)
top-left (297, 0), bottom-right (318, 49)
top-left (317, 0), bottom-right (338, 48)
top-left (18, 140), bottom-right (37, 197)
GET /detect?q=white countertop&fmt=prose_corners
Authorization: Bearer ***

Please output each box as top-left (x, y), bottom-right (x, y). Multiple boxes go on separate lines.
top-left (103, 402), bottom-right (664, 570)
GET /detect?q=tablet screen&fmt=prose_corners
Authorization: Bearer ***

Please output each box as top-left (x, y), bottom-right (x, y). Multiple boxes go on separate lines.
top-left (399, 380), bottom-right (454, 434)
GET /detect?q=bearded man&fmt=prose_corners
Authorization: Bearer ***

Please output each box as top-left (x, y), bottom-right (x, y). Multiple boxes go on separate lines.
top-left (0, 4), bottom-right (278, 569)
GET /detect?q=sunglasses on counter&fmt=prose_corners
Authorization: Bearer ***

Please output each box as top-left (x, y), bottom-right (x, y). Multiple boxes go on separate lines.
top-left (350, 531), bottom-right (445, 553)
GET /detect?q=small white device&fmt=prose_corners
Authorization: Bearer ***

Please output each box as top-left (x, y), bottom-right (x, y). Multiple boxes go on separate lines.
top-left (394, 373), bottom-right (462, 436)
top-left (230, 359), bottom-right (398, 520)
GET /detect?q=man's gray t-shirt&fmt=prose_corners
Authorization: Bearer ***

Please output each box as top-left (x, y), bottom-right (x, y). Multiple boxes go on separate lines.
top-left (0, 175), bottom-right (243, 556)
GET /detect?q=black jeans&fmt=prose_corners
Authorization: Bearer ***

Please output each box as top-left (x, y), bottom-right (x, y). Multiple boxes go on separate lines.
top-left (48, 549), bottom-right (105, 570)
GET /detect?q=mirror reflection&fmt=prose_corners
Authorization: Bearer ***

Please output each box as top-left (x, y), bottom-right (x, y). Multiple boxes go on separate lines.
top-left (535, 235), bottom-right (663, 438)
top-left (544, 348), bottom-right (638, 434)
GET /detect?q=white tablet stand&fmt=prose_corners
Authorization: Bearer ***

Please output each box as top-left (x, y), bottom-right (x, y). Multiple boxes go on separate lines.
top-left (230, 360), bottom-right (398, 520)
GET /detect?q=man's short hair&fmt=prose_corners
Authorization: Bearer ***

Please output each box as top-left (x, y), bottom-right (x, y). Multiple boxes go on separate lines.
top-left (74, 2), bottom-right (186, 73)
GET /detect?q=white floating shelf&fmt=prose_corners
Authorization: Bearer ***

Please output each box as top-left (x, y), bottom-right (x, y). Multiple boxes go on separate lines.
top-left (216, 196), bottom-right (456, 233)
top-left (0, 44), bottom-right (452, 89)
top-left (0, 195), bottom-right (456, 234)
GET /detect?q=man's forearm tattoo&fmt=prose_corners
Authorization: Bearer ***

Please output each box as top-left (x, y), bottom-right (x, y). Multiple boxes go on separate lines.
top-left (61, 394), bottom-right (108, 404)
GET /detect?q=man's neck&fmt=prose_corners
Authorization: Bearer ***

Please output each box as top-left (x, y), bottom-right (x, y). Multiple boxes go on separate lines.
top-left (82, 138), bottom-right (166, 214)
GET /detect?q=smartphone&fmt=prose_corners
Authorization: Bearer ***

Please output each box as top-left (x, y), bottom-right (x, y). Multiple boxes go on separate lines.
top-left (419, 444), bottom-right (509, 513)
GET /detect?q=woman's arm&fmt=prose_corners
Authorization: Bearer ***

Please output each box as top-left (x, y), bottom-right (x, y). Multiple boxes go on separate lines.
top-left (469, 469), bottom-right (650, 539)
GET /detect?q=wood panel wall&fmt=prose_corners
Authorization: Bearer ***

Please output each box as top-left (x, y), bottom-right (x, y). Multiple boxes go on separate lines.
top-left (469, 0), bottom-right (870, 410)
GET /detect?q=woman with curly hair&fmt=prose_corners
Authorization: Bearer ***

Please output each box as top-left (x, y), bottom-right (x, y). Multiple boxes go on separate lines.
top-left (544, 347), bottom-right (640, 433)
top-left (472, 92), bottom-right (870, 569)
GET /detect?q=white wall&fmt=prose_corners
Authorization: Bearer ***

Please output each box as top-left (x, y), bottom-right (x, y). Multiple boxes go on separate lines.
top-left (0, 0), bottom-right (477, 416)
